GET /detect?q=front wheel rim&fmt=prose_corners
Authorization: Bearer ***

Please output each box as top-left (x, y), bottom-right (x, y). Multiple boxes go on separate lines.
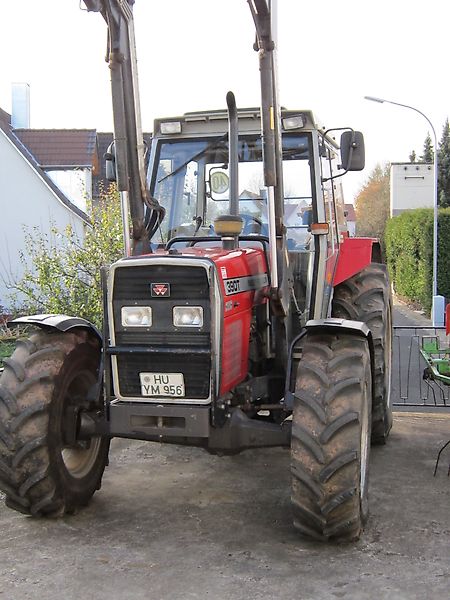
top-left (360, 382), bottom-right (370, 500)
top-left (62, 438), bottom-right (102, 479)
top-left (60, 365), bottom-right (101, 479)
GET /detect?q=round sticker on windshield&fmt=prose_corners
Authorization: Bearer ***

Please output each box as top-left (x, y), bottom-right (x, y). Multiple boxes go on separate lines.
top-left (210, 170), bottom-right (229, 194)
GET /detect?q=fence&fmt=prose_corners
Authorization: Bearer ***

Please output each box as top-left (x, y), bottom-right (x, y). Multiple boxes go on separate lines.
top-left (393, 326), bottom-right (450, 411)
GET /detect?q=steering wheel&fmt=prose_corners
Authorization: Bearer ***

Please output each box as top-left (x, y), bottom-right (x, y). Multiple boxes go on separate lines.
top-left (241, 214), bottom-right (264, 235)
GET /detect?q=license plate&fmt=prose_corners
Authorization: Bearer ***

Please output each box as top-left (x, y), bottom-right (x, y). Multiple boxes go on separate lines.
top-left (139, 372), bottom-right (185, 397)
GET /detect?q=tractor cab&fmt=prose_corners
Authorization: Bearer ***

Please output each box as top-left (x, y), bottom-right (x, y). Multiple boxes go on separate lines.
top-left (148, 109), bottom-right (315, 252)
top-left (147, 109), bottom-right (351, 252)
top-left (144, 108), bottom-right (358, 326)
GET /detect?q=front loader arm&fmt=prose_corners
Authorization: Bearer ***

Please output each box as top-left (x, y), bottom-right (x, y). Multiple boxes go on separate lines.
top-left (247, 0), bottom-right (288, 311)
top-left (83, 0), bottom-right (163, 255)
top-left (247, 0), bottom-right (291, 371)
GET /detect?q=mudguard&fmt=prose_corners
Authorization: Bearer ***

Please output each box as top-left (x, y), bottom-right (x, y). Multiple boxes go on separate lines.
top-left (8, 313), bottom-right (102, 343)
top-left (305, 317), bottom-right (373, 342)
top-left (284, 318), bottom-right (375, 411)
top-left (334, 237), bottom-right (382, 286)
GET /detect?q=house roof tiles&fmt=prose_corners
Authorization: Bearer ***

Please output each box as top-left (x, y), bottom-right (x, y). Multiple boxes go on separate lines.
top-left (14, 129), bottom-right (97, 168)
top-left (2, 110), bottom-right (153, 204)
top-left (0, 108), bottom-right (11, 127)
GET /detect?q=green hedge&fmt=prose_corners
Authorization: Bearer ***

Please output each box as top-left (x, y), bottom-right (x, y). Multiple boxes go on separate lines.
top-left (384, 208), bottom-right (450, 312)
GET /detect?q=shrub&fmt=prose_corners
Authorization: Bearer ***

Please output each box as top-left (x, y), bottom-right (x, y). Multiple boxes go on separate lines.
top-left (8, 185), bottom-right (124, 328)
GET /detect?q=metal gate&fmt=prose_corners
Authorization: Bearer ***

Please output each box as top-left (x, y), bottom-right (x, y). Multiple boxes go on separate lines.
top-left (393, 326), bottom-right (450, 411)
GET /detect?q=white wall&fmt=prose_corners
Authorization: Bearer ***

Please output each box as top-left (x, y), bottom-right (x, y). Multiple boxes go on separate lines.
top-left (46, 169), bottom-right (92, 212)
top-left (390, 163), bottom-right (434, 217)
top-left (347, 221), bottom-right (356, 237)
top-left (0, 128), bottom-right (87, 310)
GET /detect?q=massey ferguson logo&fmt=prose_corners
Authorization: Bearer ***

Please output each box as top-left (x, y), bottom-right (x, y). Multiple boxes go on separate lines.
top-left (151, 283), bottom-right (170, 297)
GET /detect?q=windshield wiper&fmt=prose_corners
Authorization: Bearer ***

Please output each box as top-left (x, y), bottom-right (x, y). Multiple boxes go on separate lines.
top-left (157, 135), bottom-right (228, 184)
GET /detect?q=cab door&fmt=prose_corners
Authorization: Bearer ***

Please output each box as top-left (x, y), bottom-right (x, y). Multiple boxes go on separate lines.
top-left (319, 141), bottom-right (341, 315)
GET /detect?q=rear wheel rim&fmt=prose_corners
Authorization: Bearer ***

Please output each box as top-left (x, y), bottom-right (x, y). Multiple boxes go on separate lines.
top-left (385, 304), bottom-right (393, 410)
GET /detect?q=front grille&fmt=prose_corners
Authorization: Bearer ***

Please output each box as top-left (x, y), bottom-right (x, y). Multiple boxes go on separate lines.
top-left (113, 264), bottom-right (209, 300)
top-left (117, 353), bottom-right (211, 398)
top-left (115, 331), bottom-right (210, 346)
top-left (111, 262), bottom-right (212, 400)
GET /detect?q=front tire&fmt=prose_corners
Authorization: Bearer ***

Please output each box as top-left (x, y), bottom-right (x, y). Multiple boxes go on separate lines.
top-left (0, 330), bottom-right (109, 516)
top-left (291, 333), bottom-right (372, 542)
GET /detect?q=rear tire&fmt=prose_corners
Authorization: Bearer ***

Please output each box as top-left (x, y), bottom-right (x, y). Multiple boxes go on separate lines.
top-left (332, 263), bottom-right (393, 444)
top-left (291, 333), bottom-right (372, 542)
top-left (0, 330), bottom-right (109, 516)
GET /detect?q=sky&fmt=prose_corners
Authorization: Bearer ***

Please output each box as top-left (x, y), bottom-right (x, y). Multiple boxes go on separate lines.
top-left (1, 0), bottom-right (449, 202)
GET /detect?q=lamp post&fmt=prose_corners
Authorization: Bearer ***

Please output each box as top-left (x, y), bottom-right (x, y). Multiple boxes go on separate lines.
top-left (364, 95), bottom-right (442, 326)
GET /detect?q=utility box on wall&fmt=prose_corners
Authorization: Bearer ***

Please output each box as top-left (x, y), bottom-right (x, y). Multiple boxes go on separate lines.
top-left (390, 162), bottom-right (433, 216)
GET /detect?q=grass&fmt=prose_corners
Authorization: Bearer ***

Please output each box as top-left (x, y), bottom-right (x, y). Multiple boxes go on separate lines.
top-left (0, 338), bottom-right (16, 368)
top-left (0, 323), bottom-right (37, 369)
top-left (0, 322), bottom-right (20, 369)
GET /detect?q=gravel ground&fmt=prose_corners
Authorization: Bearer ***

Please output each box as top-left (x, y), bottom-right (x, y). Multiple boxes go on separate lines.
top-left (0, 412), bottom-right (449, 600)
top-left (0, 305), bottom-right (448, 598)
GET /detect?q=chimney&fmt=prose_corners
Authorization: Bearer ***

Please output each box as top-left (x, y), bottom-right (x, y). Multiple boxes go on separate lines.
top-left (11, 83), bottom-right (30, 128)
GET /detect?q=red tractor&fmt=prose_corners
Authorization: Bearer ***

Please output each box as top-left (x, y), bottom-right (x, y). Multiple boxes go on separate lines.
top-left (0, 0), bottom-right (392, 542)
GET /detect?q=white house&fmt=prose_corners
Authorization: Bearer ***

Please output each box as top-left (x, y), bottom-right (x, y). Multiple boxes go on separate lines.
top-left (344, 203), bottom-right (356, 236)
top-left (390, 162), bottom-right (434, 216)
top-left (0, 109), bottom-right (89, 311)
top-left (14, 128), bottom-right (99, 213)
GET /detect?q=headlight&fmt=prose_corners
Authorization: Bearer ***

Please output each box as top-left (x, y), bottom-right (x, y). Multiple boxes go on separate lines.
top-left (121, 306), bottom-right (152, 327)
top-left (160, 121), bottom-right (182, 134)
top-left (282, 115), bottom-right (305, 130)
top-left (173, 306), bottom-right (203, 327)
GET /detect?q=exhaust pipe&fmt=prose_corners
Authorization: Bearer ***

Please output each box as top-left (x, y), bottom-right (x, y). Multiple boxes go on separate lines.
top-left (214, 91), bottom-right (243, 250)
top-left (226, 91), bottom-right (239, 218)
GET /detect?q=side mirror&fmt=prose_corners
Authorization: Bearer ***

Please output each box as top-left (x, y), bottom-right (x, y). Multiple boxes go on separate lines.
top-left (340, 131), bottom-right (365, 171)
top-left (105, 141), bottom-right (117, 182)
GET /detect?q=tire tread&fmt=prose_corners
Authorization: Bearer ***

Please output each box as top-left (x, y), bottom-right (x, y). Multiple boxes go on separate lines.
top-left (332, 263), bottom-right (393, 443)
top-left (291, 333), bottom-right (371, 542)
top-left (0, 330), bottom-right (108, 517)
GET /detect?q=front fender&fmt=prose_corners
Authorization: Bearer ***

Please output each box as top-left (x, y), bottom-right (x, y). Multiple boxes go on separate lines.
top-left (284, 318), bottom-right (375, 411)
top-left (8, 313), bottom-right (102, 344)
top-left (305, 318), bottom-right (375, 368)
top-left (305, 317), bottom-right (372, 341)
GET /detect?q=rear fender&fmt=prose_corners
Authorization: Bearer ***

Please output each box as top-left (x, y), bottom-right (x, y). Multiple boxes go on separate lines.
top-left (334, 237), bottom-right (382, 286)
top-left (8, 313), bottom-right (102, 344)
top-left (284, 318), bottom-right (375, 411)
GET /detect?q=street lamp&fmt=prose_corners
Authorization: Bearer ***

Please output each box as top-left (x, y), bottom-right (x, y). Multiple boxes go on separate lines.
top-left (364, 95), bottom-right (443, 326)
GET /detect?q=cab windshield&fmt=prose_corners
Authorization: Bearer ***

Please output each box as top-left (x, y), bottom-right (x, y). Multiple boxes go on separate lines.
top-left (149, 133), bottom-right (313, 247)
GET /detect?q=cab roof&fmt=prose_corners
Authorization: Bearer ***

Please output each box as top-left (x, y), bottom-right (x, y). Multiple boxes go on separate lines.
top-left (153, 108), bottom-right (336, 145)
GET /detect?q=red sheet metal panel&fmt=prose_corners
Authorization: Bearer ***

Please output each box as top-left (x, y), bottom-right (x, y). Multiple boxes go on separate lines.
top-left (333, 237), bottom-right (376, 286)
